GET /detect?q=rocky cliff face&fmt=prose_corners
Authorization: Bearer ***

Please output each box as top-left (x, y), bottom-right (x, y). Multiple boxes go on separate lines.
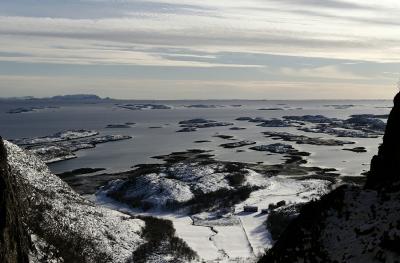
top-left (366, 92), bottom-right (400, 190)
top-left (0, 139), bottom-right (30, 263)
top-left (0, 139), bottom-right (145, 263)
top-left (260, 93), bottom-right (400, 263)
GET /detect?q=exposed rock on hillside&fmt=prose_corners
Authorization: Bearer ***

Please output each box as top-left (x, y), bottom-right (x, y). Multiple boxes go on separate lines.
top-left (259, 93), bottom-right (400, 263)
top-left (0, 139), bottom-right (30, 263)
top-left (1, 140), bottom-right (145, 263)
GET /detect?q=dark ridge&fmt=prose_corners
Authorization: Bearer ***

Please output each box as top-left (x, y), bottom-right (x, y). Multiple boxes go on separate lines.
top-left (366, 92), bottom-right (400, 190)
top-left (0, 138), bottom-right (30, 263)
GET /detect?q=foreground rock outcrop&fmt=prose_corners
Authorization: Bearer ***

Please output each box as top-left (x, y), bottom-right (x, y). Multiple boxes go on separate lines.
top-left (260, 93), bottom-right (400, 263)
top-left (1, 140), bottom-right (145, 263)
top-left (0, 139), bottom-right (30, 263)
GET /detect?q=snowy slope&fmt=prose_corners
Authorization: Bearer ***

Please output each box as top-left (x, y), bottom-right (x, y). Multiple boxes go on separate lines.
top-left (5, 141), bottom-right (145, 263)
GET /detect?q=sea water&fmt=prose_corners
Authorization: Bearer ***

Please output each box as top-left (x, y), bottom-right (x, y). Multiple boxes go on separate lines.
top-left (0, 99), bottom-right (390, 176)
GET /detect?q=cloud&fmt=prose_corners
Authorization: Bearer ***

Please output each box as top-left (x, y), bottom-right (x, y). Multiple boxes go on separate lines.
top-left (267, 0), bottom-right (372, 10)
top-left (1, 11), bottom-right (400, 65)
top-left (0, 0), bottom-right (399, 98)
top-left (279, 65), bottom-right (370, 80)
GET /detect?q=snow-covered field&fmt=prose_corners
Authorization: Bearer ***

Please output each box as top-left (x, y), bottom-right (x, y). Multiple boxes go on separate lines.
top-left (94, 166), bottom-right (331, 262)
top-left (177, 177), bottom-right (326, 262)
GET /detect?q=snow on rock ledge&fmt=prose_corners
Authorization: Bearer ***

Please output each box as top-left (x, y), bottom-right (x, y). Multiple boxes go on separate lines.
top-left (4, 141), bottom-right (145, 263)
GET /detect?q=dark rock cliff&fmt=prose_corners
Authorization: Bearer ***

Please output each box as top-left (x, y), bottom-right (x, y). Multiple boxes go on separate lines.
top-left (259, 94), bottom-right (400, 263)
top-left (0, 138), bottom-right (30, 263)
top-left (366, 92), bottom-right (400, 190)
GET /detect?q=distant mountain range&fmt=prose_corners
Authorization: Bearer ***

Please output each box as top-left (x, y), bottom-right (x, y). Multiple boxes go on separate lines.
top-left (0, 94), bottom-right (106, 101)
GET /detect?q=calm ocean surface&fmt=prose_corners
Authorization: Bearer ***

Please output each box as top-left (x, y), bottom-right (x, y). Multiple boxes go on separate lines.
top-left (0, 99), bottom-right (391, 176)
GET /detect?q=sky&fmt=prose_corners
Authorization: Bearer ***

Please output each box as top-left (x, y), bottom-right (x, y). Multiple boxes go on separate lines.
top-left (0, 0), bottom-right (399, 99)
